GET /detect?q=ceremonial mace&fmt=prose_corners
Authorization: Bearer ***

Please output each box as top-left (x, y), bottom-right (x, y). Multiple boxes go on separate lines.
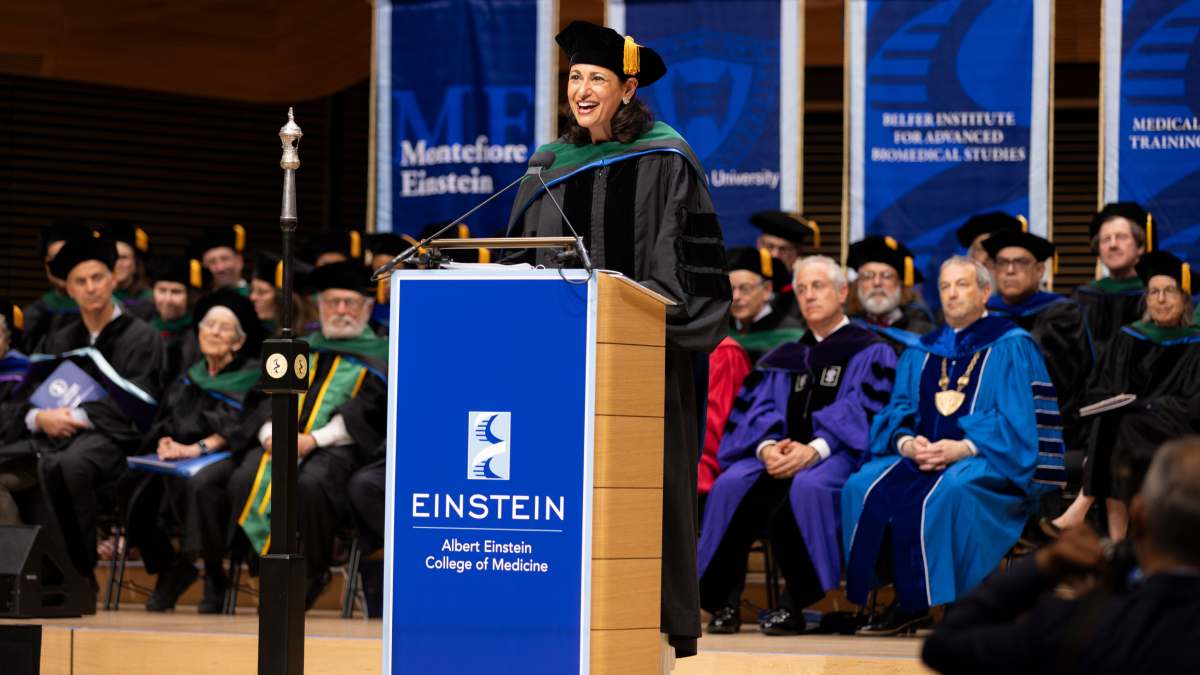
top-left (258, 108), bottom-right (309, 675)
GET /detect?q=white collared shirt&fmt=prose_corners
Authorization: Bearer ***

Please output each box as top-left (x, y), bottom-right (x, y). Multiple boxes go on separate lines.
top-left (734, 304), bottom-right (773, 333)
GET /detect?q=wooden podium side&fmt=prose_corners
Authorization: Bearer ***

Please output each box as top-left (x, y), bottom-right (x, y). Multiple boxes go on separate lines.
top-left (590, 273), bottom-right (667, 675)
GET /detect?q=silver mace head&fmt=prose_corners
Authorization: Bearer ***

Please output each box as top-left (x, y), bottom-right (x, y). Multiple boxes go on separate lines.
top-left (279, 107), bottom-right (303, 170)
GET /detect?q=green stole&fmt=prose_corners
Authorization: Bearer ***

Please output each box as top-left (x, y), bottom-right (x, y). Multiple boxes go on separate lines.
top-left (240, 327), bottom-right (387, 554)
top-left (727, 326), bottom-right (806, 354)
top-left (1128, 320), bottom-right (1200, 343)
top-left (185, 359), bottom-right (260, 394)
top-left (38, 291), bottom-right (78, 312)
top-left (152, 314), bottom-right (192, 333)
top-left (1086, 276), bottom-right (1143, 294)
top-left (113, 288), bottom-right (153, 302)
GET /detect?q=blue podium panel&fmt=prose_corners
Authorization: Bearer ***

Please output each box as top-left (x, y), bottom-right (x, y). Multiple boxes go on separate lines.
top-left (384, 269), bottom-right (597, 675)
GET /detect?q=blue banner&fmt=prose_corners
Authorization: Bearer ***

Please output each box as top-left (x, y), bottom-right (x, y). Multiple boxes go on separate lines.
top-left (375, 0), bottom-right (553, 237)
top-left (621, 0), bottom-right (798, 246)
top-left (849, 0), bottom-right (1051, 310)
top-left (383, 270), bottom-right (594, 675)
top-left (1105, 0), bottom-right (1200, 263)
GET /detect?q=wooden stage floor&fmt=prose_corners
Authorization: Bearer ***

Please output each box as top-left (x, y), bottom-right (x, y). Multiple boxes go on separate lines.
top-left (2, 605), bottom-right (934, 674)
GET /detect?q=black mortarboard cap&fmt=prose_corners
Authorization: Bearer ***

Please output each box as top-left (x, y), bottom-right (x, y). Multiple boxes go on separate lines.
top-left (150, 255), bottom-right (210, 290)
top-left (749, 211), bottom-right (820, 247)
top-left (726, 246), bottom-right (781, 281)
top-left (847, 236), bottom-right (923, 285)
top-left (192, 289), bottom-right (265, 358)
top-left (299, 229), bottom-right (363, 265)
top-left (1135, 251), bottom-right (1191, 293)
top-left (956, 212), bottom-right (1026, 248)
top-left (308, 261), bottom-right (371, 296)
top-left (253, 250), bottom-right (314, 290)
top-left (188, 225), bottom-right (247, 260)
top-left (366, 233), bottom-right (408, 259)
top-left (102, 221), bottom-right (152, 260)
top-left (556, 21), bottom-right (667, 87)
top-left (1091, 202), bottom-right (1154, 249)
top-left (982, 230), bottom-right (1058, 273)
top-left (0, 296), bottom-right (22, 346)
top-left (48, 238), bottom-right (119, 280)
top-left (37, 218), bottom-right (95, 257)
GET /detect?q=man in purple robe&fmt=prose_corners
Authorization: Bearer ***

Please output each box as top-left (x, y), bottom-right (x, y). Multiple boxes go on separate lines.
top-left (697, 255), bottom-right (897, 635)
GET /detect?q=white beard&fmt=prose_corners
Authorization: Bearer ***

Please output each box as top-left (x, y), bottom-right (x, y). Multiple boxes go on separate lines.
top-left (859, 285), bottom-right (902, 316)
top-left (322, 316), bottom-right (365, 340)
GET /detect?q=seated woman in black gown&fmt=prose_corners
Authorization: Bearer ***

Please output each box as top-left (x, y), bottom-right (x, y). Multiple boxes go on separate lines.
top-left (125, 290), bottom-right (265, 613)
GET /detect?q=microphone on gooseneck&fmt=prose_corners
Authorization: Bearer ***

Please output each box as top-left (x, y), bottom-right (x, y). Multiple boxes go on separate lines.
top-left (529, 150), bottom-right (593, 272)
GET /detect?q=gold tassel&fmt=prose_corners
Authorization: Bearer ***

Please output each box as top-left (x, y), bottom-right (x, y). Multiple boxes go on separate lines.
top-left (233, 224), bottom-right (246, 252)
top-left (479, 248), bottom-right (491, 264)
top-left (1184, 263), bottom-right (1191, 295)
top-left (758, 248), bottom-right (773, 279)
top-left (275, 261), bottom-right (284, 289)
top-left (788, 214), bottom-right (820, 248)
top-left (457, 224), bottom-right (470, 239)
top-left (401, 234), bottom-right (420, 246)
top-left (1095, 257), bottom-right (1103, 281)
top-left (190, 259), bottom-right (203, 288)
top-left (904, 256), bottom-right (914, 287)
top-left (350, 231), bottom-right (361, 258)
top-left (92, 230), bottom-right (100, 238)
top-left (135, 227), bottom-right (149, 252)
top-left (1146, 214), bottom-right (1154, 252)
top-left (1053, 251), bottom-right (1059, 275)
top-left (885, 236), bottom-right (898, 250)
top-left (12, 305), bottom-right (23, 331)
top-left (377, 278), bottom-right (386, 303)
top-left (1017, 215), bottom-right (1028, 233)
top-left (623, 36), bottom-right (641, 76)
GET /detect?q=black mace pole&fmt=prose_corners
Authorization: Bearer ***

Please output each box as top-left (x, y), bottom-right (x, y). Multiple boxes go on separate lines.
top-left (259, 107), bottom-right (308, 675)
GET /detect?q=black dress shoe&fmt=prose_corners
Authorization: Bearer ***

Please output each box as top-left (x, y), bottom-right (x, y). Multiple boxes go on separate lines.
top-left (145, 562), bottom-right (199, 612)
top-left (706, 606), bottom-right (741, 634)
top-left (857, 599), bottom-right (932, 636)
top-left (758, 608), bottom-right (804, 636)
top-left (304, 572), bottom-right (332, 611)
top-left (197, 570), bottom-right (228, 614)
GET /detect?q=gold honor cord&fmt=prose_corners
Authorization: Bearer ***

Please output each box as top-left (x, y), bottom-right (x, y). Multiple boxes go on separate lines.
top-left (935, 351), bottom-right (982, 416)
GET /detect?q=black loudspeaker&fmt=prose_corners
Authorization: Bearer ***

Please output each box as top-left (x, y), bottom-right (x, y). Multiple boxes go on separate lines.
top-left (0, 625), bottom-right (42, 675)
top-left (0, 525), bottom-right (95, 618)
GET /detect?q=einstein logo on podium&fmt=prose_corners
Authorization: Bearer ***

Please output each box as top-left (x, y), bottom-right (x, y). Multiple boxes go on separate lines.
top-left (467, 411), bottom-right (510, 480)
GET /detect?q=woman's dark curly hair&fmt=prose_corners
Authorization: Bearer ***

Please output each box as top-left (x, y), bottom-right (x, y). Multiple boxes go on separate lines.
top-left (561, 90), bottom-right (656, 146)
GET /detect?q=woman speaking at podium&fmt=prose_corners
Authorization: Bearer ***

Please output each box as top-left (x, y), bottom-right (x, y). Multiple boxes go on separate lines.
top-left (504, 20), bottom-right (732, 660)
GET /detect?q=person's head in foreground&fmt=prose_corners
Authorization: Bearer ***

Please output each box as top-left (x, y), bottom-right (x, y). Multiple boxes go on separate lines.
top-left (792, 255), bottom-right (848, 336)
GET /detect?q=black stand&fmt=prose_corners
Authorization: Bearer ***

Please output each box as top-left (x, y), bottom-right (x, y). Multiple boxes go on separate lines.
top-left (258, 165), bottom-right (309, 675)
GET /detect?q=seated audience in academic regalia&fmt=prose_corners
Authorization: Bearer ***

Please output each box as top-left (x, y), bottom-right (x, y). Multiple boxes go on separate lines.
top-left (124, 290), bottom-right (265, 613)
top-left (18, 218), bottom-right (96, 352)
top-left (955, 212), bottom-right (1026, 269)
top-left (747, 211), bottom-right (820, 325)
top-left (923, 438), bottom-right (1200, 675)
top-left (363, 233), bottom-right (411, 338)
top-left (982, 231), bottom-right (1093, 450)
top-left (228, 262), bottom-right (389, 609)
top-left (842, 256), bottom-right (1065, 636)
top-left (0, 299), bottom-right (31, 524)
top-left (188, 225), bottom-right (249, 295)
top-left (148, 256), bottom-right (208, 378)
top-left (0, 239), bottom-right (166, 582)
top-left (1069, 203), bottom-right (1151, 361)
top-left (102, 221), bottom-right (156, 321)
top-left (299, 229), bottom-right (365, 267)
top-left (697, 256), bottom-right (897, 635)
top-left (698, 336), bottom-right (752, 517)
top-left (1057, 252), bottom-right (1200, 540)
top-left (726, 247), bottom-right (805, 363)
top-left (845, 236), bottom-right (936, 352)
top-left (249, 250), bottom-right (319, 338)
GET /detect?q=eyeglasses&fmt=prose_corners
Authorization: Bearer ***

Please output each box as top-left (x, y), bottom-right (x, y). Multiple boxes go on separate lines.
top-left (1147, 286), bottom-right (1181, 299)
top-left (323, 296), bottom-right (367, 310)
top-left (859, 271), bottom-right (896, 282)
top-left (732, 283), bottom-right (766, 295)
top-left (199, 319), bottom-right (240, 336)
top-left (993, 257), bottom-right (1034, 272)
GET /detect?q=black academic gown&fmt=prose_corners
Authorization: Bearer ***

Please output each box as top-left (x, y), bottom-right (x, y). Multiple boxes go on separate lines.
top-left (0, 310), bottom-right (166, 576)
top-left (505, 128), bottom-right (731, 653)
top-left (155, 321), bottom-right (202, 379)
top-left (1069, 281), bottom-right (1143, 362)
top-left (770, 285), bottom-right (806, 327)
top-left (19, 296), bottom-right (82, 354)
top-left (1080, 324), bottom-right (1200, 500)
top-left (855, 304), bottom-right (938, 355)
top-left (124, 356), bottom-right (264, 572)
top-left (987, 293), bottom-right (1094, 447)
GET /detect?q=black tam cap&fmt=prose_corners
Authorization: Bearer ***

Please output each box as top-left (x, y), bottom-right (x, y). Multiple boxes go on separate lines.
top-left (420, 222), bottom-right (493, 264)
top-left (308, 261), bottom-right (371, 296)
top-left (48, 238), bottom-right (119, 280)
top-left (982, 231), bottom-right (1058, 272)
top-left (749, 211), bottom-right (820, 248)
top-left (299, 229), bottom-right (364, 266)
top-left (1091, 202), bottom-right (1153, 249)
top-left (726, 246), bottom-right (781, 281)
top-left (0, 297), bottom-right (22, 346)
top-left (150, 255), bottom-right (210, 290)
top-left (253, 251), bottom-right (313, 290)
top-left (192, 289), bottom-right (265, 358)
top-left (956, 212), bottom-right (1026, 248)
top-left (1136, 251), bottom-right (1191, 294)
top-left (366, 233), bottom-right (409, 259)
top-left (102, 221), bottom-right (151, 260)
top-left (38, 218), bottom-right (95, 257)
top-left (188, 225), bottom-right (247, 260)
top-left (556, 21), bottom-right (667, 87)
top-left (848, 236), bottom-right (923, 285)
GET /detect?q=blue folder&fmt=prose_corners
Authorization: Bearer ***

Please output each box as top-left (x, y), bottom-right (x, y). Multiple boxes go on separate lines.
top-left (126, 452), bottom-right (232, 478)
top-left (29, 360), bottom-right (107, 410)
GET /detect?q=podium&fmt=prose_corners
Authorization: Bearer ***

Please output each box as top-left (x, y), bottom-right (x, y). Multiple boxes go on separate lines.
top-left (383, 268), bottom-right (671, 675)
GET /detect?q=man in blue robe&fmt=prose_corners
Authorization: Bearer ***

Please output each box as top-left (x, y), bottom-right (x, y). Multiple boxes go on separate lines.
top-left (697, 256), bottom-right (897, 635)
top-left (842, 256), bottom-right (1066, 636)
